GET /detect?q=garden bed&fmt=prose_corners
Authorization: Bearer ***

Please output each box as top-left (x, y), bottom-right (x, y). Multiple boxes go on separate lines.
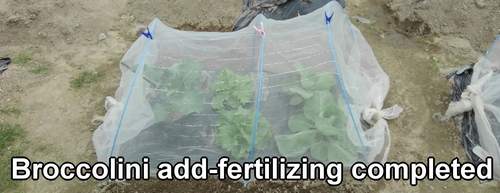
top-left (118, 58), bottom-right (365, 170)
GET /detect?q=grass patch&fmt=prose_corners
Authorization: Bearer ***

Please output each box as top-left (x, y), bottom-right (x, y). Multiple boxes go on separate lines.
top-left (14, 48), bottom-right (38, 66)
top-left (0, 122), bottom-right (25, 192)
top-left (29, 65), bottom-right (51, 74)
top-left (14, 55), bottom-right (30, 66)
top-left (87, 57), bottom-right (122, 118)
top-left (431, 58), bottom-right (438, 69)
top-left (71, 71), bottom-right (105, 88)
top-left (14, 48), bottom-right (50, 73)
top-left (0, 108), bottom-right (22, 116)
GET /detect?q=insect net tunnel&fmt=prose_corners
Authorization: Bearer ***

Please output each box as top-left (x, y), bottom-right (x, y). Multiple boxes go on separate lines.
top-left (92, 1), bottom-right (403, 183)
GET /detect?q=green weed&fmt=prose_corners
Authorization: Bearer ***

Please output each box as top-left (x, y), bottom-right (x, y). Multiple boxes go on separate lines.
top-left (14, 55), bottom-right (30, 66)
top-left (0, 122), bottom-right (25, 192)
top-left (29, 65), bottom-right (51, 74)
top-left (0, 108), bottom-right (22, 116)
top-left (70, 71), bottom-right (104, 88)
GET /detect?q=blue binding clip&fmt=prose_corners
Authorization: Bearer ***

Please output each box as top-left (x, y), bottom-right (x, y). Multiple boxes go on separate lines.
top-left (140, 27), bottom-right (153, 40)
top-left (325, 11), bottom-right (334, 24)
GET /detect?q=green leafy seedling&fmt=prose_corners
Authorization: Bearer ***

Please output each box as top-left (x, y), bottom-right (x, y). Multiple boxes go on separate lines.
top-left (209, 69), bottom-right (254, 110)
top-left (210, 68), bottom-right (273, 160)
top-left (143, 58), bottom-right (206, 122)
top-left (275, 61), bottom-right (361, 165)
top-left (215, 107), bottom-right (272, 159)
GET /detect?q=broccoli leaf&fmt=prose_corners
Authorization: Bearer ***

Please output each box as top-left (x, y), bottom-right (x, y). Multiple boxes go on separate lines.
top-left (216, 125), bottom-right (239, 151)
top-left (315, 116), bottom-right (342, 136)
top-left (288, 114), bottom-right (315, 132)
top-left (146, 58), bottom-right (207, 123)
top-left (255, 116), bottom-right (273, 150)
top-left (275, 130), bottom-right (319, 158)
top-left (277, 61), bottom-right (356, 163)
top-left (327, 143), bottom-right (359, 165)
top-left (143, 65), bottom-right (165, 88)
top-left (167, 58), bottom-right (203, 90)
top-left (289, 86), bottom-right (313, 99)
top-left (215, 108), bottom-right (272, 160)
top-left (301, 77), bottom-right (315, 88)
top-left (289, 95), bottom-right (303, 106)
top-left (282, 77), bottom-right (300, 95)
top-left (303, 90), bottom-right (336, 120)
top-left (210, 69), bottom-right (254, 110)
top-left (292, 62), bottom-right (310, 79)
top-left (169, 91), bottom-right (205, 115)
top-left (311, 72), bottom-right (337, 90)
top-left (310, 141), bottom-right (329, 162)
top-left (211, 93), bottom-right (229, 110)
top-left (152, 103), bottom-right (171, 122)
top-left (292, 62), bottom-right (315, 88)
top-left (211, 69), bottom-right (272, 160)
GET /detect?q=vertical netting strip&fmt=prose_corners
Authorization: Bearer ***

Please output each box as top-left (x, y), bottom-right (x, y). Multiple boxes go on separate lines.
top-left (325, 3), bottom-right (368, 165)
top-left (245, 15), bottom-right (266, 187)
top-left (107, 19), bottom-right (158, 182)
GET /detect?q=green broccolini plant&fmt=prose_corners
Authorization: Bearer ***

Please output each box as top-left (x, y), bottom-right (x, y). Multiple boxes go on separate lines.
top-left (143, 58), bottom-right (206, 122)
top-left (276, 62), bottom-right (362, 165)
top-left (209, 69), bottom-right (272, 160)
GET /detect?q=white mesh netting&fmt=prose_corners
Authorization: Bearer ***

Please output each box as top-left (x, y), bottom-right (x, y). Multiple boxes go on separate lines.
top-left (92, 2), bottom-right (402, 180)
top-left (441, 35), bottom-right (500, 179)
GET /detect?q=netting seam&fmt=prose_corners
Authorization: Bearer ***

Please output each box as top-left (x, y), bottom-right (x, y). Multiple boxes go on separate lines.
top-left (485, 35), bottom-right (500, 60)
top-left (245, 15), bottom-right (266, 187)
top-left (338, 3), bottom-right (355, 41)
top-left (326, 2), bottom-right (368, 164)
top-left (107, 19), bottom-right (158, 182)
top-left (251, 29), bottom-right (258, 72)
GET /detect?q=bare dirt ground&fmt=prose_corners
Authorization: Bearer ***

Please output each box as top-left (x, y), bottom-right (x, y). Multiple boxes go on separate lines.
top-left (1, 0), bottom-right (500, 192)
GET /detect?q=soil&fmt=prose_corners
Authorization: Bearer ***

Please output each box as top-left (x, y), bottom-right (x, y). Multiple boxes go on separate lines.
top-left (1, 0), bottom-right (500, 193)
top-left (387, 0), bottom-right (500, 53)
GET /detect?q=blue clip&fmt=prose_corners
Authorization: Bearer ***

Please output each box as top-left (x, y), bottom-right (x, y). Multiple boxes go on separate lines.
top-left (325, 11), bottom-right (334, 24)
top-left (140, 27), bottom-right (153, 40)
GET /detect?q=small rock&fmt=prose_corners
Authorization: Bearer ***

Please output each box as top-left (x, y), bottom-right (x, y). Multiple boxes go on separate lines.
top-left (38, 32), bottom-right (47, 38)
top-left (430, 185), bottom-right (434, 190)
top-left (7, 15), bottom-right (20, 23)
top-left (475, 0), bottom-right (486, 9)
top-left (441, 25), bottom-right (452, 35)
top-left (416, 0), bottom-right (431, 10)
top-left (99, 33), bottom-right (106, 41)
top-left (129, 15), bottom-right (135, 22)
top-left (354, 16), bottom-right (371, 24)
top-left (442, 36), bottom-right (474, 52)
top-left (443, 186), bottom-right (447, 189)
top-left (380, 34), bottom-right (385, 38)
top-left (61, 28), bottom-right (71, 36)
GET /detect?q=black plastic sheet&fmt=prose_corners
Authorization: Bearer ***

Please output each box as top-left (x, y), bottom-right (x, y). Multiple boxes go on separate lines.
top-left (446, 64), bottom-right (483, 166)
top-left (0, 58), bottom-right (11, 74)
top-left (233, 0), bottom-right (346, 31)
